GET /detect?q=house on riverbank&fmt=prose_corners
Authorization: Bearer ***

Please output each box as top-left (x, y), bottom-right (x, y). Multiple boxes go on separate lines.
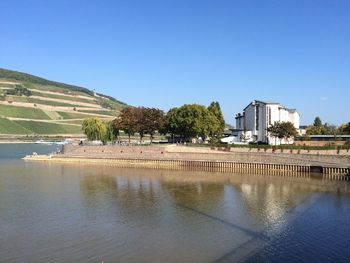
top-left (235, 100), bottom-right (300, 145)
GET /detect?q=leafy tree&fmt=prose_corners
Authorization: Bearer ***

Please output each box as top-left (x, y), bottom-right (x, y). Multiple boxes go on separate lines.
top-left (117, 107), bottom-right (138, 143)
top-left (306, 122), bottom-right (338, 135)
top-left (306, 125), bottom-right (322, 135)
top-left (5, 85), bottom-right (32, 96)
top-left (82, 118), bottom-right (108, 144)
top-left (267, 121), bottom-right (298, 144)
top-left (207, 101), bottom-right (225, 137)
top-left (313, 116), bottom-right (322, 127)
top-left (106, 120), bottom-right (119, 143)
top-left (163, 107), bottom-right (181, 142)
top-left (338, 122), bottom-right (350, 135)
top-left (134, 107), bottom-right (148, 142)
top-left (266, 122), bottom-right (281, 145)
top-left (163, 104), bottom-right (220, 142)
top-left (143, 108), bottom-right (165, 143)
top-left (279, 121), bottom-right (298, 143)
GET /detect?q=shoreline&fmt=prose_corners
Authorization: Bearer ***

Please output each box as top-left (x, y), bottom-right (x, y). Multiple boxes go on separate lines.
top-left (23, 145), bottom-right (350, 181)
top-left (23, 155), bottom-right (350, 181)
top-left (0, 140), bottom-right (40, 144)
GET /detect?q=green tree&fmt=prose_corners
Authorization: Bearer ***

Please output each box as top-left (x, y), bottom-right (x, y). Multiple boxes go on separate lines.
top-left (106, 120), bottom-right (119, 143)
top-left (163, 107), bottom-right (181, 142)
top-left (313, 116), bottom-right (322, 127)
top-left (163, 104), bottom-right (220, 142)
top-left (267, 121), bottom-right (298, 144)
top-left (82, 118), bottom-right (108, 144)
top-left (207, 101), bottom-right (225, 136)
top-left (306, 122), bottom-right (338, 135)
top-left (279, 121), bottom-right (298, 143)
top-left (266, 122), bottom-right (281, 145)
top-left (306, 125), bottom-right (322, 135)
top-left (338, 122), bottom-right (350, 135)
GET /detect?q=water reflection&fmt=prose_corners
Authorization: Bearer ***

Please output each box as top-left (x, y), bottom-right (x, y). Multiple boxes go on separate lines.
top-left (1, 161), bottom-right (350, 263)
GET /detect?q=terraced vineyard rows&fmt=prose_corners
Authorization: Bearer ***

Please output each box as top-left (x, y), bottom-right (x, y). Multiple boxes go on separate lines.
top-left (0, 69), bottom-right (127, 136)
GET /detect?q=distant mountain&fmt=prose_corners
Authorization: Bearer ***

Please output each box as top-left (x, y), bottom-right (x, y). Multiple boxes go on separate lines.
top-left (0, 68), bottom-right (127, 137)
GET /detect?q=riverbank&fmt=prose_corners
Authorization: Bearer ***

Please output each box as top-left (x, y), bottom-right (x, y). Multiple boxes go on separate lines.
top-left (23, 145), bottom-right (350, 180)
top-left (0, 141), bottom-right (34, 144)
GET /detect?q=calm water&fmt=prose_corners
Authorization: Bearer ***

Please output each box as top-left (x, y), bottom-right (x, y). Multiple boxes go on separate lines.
top-left (1, 144), bottom-right (350, 263)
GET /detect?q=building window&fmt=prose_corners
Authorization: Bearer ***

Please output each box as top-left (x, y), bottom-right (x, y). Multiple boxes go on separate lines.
top-left (269, 108), bottom-right (272, 125)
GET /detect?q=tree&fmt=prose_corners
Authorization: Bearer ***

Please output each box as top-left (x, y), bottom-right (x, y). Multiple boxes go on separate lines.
top-left (313, 116), bottom-right (322, 127)
top-left (306, 122), bottom-right (338, 135)
top-left (106, 120), bottom-right (119, 143)
top-left (279, 121), bottom-right (298, 144)
top-left (163, 104), bottom-right (220, 143)
top-left (338, 122), bottom-right (350, 135)
top-left (134, 107), bottom-right (148, 142)
top-left (306, 125), bottom-right (322, 135)
top-left (207, 101), bottom-right (225, 137)
top-left (143, 108), bottom-right (165, 143)
top-left (267, 121), bottom-right (298, 144)
top-left (163, 107), bottom-right (181, 142)
top-left (82, 118), bottom-right (108, 144)
top-left (266, 122), bottom-right (281, 145)
top-left (117, 107), bottom-right (138, 143)
top-left (121, 107), bottom-right (165, 143)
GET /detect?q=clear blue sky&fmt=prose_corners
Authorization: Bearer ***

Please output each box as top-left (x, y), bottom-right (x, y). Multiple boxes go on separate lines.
top-left (1, 0), bottom-right (349, 125)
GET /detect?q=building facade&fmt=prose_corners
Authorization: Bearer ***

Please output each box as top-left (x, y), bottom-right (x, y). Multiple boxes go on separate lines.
top-left (235, 100), bottom-right (300, 145)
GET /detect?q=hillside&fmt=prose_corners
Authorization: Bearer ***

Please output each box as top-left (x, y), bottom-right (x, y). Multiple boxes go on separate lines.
top-left (0, 68), bottom-right (127, 137)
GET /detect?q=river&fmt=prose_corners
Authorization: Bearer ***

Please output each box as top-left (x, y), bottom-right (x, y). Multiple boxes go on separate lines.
top-left (0, 144), bottom-right (350, 262)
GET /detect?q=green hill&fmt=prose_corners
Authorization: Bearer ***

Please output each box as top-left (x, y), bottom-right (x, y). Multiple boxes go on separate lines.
top-left (0, 68), bottom-right (128, 136)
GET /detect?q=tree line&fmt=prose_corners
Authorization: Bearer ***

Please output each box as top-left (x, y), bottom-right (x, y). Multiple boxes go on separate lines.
top-left (81, 101), bottom-right (225, 144)
top-left (305, 116), bottom-right (350, 136)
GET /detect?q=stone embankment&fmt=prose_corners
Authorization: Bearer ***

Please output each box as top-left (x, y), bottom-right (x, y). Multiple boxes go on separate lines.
top-left (24, 145), bottom-right (350, 180)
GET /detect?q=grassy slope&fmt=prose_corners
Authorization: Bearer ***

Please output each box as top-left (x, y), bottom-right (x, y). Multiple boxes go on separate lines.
top-left (56, 111), bottom-right (95, 119)
top-left (0, 118), bottom-right (32, 134)
top-left (77, 110), bottom-right (118, 116)
top-left (31, 91), bottom-right (94, 103)
top-left (0, 104), bottom-right (50, 119)
top-left (0, 68), bottom-right (128, 135)
top-left (14, 120), bottom-right (83, 134)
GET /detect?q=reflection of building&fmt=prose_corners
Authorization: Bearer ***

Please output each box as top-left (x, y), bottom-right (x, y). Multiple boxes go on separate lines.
top-left (235, 100), bottom-right (300, 145)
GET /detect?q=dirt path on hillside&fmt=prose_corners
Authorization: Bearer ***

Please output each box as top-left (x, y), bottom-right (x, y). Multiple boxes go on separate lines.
top-left (0, 101), bottom-right (115, 117)
top-left (7, 117), bottom-right (82, 126)
top-left (0, 81), bottom-right (21, 85)
top-left (29, 95), bottom-right (101, 108)
top-left (28, 88), bottom-right (95, 101)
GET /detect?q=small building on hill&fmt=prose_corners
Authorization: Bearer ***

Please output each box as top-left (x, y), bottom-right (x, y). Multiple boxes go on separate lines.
top-left (235, 100), bottom-right (300, 145)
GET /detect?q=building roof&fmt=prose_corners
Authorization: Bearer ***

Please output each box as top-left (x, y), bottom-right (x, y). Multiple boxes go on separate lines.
top-left (243, 100), bottom-right (280, 111)
top-left (238, 100), bottom-right (299, 116)
top-left (255, 100), bottom-right (280, 105)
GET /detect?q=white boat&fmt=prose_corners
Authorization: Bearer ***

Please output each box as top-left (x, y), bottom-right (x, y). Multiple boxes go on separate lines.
top-left (54, 140), bottom-right (69, 145)
top-left (35, 139), bottom-right (69, 145)
top-left (35, 139), bottom-right (52, 145)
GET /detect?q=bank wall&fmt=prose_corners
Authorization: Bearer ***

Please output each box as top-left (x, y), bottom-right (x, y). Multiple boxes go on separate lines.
top-left (61, 145), bottom-right (350, 168)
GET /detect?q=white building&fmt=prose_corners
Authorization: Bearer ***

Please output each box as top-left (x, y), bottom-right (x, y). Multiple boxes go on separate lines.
top-left (235, 100), bottom-right (300, 145)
